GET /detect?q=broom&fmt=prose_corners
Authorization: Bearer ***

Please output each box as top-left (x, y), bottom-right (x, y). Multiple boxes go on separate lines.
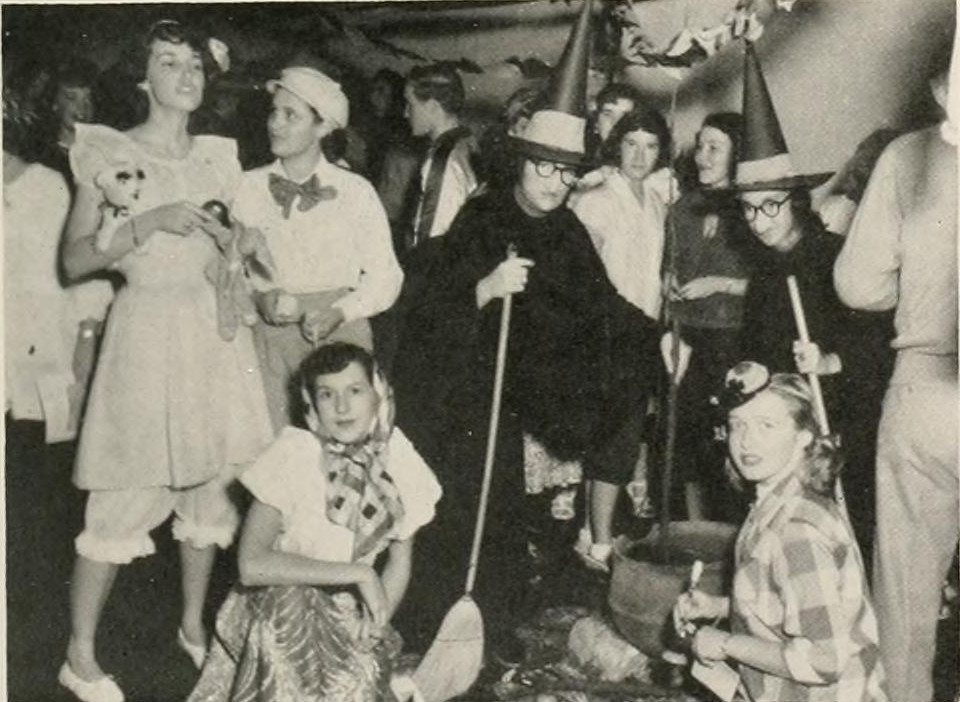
top-left (786, 275), bottom-right (850, 515)
top-left (413, 245), bottom-right (518, 702)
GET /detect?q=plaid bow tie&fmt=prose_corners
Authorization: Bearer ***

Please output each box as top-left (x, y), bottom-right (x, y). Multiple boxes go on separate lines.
top-left (268, 172), bottom-right (337, 219)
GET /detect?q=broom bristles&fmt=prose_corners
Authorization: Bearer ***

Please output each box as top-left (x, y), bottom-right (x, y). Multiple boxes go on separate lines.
top-left (412, 596), bottom-right (484, 702)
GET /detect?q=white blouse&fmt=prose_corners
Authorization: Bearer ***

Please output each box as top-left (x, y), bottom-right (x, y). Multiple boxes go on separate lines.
top-left (571, 168), bottom-right (672, 320)
top-left (240, 426), bottom-right (442, 564)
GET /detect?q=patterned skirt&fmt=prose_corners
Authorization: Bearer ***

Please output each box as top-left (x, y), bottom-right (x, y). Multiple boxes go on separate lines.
top-left (187, 585), bottom-right (402, 702)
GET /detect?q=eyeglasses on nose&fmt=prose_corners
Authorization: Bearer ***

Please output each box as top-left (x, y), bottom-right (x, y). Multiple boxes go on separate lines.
top-left (740, 194), bottom-right (792, 222)
top-left (534, 160), bottom-right (579, 187)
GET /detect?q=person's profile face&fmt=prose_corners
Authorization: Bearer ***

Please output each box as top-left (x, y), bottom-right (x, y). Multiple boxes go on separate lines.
top-left (403, 85), bottom-right (432, 137)
top-left (55, 85), bottom-right (94, 129)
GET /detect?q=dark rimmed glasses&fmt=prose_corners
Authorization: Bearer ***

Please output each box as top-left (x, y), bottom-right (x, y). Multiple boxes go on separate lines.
top-left (740, 194), bottom-right (792, 222)
top-left (533, 159), bottom-right (579, 187)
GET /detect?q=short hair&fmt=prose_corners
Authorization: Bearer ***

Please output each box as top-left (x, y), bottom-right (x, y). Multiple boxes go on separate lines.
top-left (700, 111), bottom-right (743, 182)
top-left (595, 81), bottom-right (641, 111)
top-left (406, 63), bottom-right (465, 116)
top-left (602, 106), bottom-right (672, 169)
top-left (299, 342), bottom-right (375, 398)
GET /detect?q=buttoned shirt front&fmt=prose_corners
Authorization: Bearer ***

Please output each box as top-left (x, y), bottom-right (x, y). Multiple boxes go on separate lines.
top-left (234, 158), bottom-right (403, 323)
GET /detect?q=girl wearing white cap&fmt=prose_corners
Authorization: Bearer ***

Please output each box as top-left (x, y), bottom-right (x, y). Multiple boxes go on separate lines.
top-left (232, 64), bottom-right (403, 432)
top-left (58, 20), bottom-right (273, 702)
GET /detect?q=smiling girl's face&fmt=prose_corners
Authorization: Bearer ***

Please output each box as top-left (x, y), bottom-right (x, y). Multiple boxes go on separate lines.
top-left (142, 39), bottom-right (205, 113)
top-left (311, 360), bottom-right (379, 444)
top-left (727, 390), bottom-right (812, 488)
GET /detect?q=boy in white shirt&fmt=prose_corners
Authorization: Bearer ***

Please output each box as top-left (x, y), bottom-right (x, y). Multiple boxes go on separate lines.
top-left (234, 65), bottom-right (403, 431)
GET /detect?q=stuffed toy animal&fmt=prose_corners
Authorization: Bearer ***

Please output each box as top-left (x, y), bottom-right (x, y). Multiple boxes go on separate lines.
top-left (93, 162), bottom-right (146, 251)
top-left (202, 200), bottom-right (277, 342)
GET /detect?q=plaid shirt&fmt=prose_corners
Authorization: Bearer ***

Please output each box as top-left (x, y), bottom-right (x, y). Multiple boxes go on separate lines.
top-left (731, 473), bottom-right (888, 702)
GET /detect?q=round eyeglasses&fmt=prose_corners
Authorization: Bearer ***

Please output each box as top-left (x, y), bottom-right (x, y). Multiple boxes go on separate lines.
top-left (534, 160), bottom-right (579, 187)
top-left (740, 194), bottom-right (792, 222)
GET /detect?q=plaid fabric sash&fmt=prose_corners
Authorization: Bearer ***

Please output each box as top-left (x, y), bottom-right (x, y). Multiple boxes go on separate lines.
top-left (323, 439), bottom-right (405, 559)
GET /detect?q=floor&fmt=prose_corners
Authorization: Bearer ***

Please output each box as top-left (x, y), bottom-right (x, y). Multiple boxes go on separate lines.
top-left (5, 423), bottom-right (957, 702)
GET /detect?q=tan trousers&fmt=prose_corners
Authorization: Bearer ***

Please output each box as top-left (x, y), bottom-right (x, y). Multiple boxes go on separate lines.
top-left (874, 375), bottom-right (959, 702)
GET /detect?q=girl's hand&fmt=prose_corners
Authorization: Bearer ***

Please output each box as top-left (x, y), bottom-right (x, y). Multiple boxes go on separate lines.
top-left (357, 567), bottom-right (389, 630)
top-left (677, 276), bottom-right (725, 301)
top-left (145, 201), bottom-right (216, 237)
top-left (674, 589), bottom-right (728, 623)
top-left (257, 289), bottom-right (301, 326)
top-left (301, 307), bottom-right (345, 344)
top-left (477, 256), bottom-right (535, 304)
top-left (792, 341), bottom-right (841, 375)
top-left (660, 331), bottom-right (692, 383)
top-left (692, 626), bottom-right (730, 665)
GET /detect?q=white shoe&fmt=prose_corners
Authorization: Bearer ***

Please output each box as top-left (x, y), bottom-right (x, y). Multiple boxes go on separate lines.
top-left (177, 628), bottom-right (207, 669)
top-left (58, 662), bottom-right (124, 702)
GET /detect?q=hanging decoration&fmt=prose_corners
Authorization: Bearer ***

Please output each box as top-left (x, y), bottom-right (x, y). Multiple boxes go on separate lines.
top-left (612, 0), bottom-right (801, 80)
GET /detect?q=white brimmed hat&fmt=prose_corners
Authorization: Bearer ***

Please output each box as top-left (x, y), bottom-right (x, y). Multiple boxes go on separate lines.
top-left (267, 66), bottom-right (349, 130)
top-left (511, 0), bottom-right (594, 166)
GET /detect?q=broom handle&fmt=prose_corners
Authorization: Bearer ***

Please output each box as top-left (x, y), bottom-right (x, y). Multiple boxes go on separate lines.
top-left (465, 245), bottom-right (517, 595)
top-left (786, 276), bottom-right (831, 436)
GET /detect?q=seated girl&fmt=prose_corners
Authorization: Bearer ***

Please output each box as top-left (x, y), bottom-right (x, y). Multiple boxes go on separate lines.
top-left (188, 342), bottom-right (442, 702)
top-left (674, 362), bottom-right (888, 702)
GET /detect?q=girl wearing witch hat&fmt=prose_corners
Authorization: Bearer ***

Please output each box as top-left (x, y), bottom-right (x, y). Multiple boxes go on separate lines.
top-left (729, 43), bottom-right (896, 573)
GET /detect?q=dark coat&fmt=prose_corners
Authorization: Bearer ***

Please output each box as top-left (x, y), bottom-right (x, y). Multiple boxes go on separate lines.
top-left (390, 186), bottom-right (657, 644)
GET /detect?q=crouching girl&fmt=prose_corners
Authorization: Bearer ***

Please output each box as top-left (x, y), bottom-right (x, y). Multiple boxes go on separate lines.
top-left (188, 342), bottom-right (441, 702)
top-left (674, 363), bottom-right (887, 702)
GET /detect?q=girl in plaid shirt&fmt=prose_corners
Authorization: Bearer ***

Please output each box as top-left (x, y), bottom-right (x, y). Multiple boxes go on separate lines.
top-left (675, 363), bottom-right (888, 702)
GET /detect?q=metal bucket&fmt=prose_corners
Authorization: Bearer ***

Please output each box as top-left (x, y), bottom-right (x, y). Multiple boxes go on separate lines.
top-left (607, 520), bottom-right (737, 657)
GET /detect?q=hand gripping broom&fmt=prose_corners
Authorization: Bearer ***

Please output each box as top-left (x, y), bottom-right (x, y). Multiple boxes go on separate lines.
top-left (786, 276), bottom-right (850, 515)
top-left (413, 245), bottom-right (517, 702)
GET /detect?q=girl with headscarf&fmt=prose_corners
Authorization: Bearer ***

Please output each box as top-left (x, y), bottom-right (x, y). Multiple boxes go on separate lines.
top-left (188, 343), bottom-right (441, 702)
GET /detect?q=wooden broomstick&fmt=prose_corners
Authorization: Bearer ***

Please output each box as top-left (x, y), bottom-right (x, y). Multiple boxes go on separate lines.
top-left (786, 276), bottom-right (831, 436)
top-left (413, 245), bottom-right (517, 702)
top-left (786, 276), bottom-right (850, 513)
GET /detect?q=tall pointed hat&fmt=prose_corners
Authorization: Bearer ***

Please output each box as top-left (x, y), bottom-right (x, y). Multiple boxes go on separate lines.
top-left (511, 0), bottom-right (594, 165)
top-left (732, 42), bottom-right (831, 190)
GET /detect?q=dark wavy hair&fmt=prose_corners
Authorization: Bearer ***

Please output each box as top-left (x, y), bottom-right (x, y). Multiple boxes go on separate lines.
top-left (300, 342), bottom-right (375, 392)
top-left (118, 19), bottom-right (220, 127)
top-left (601, 106), bottom-right (671, 169)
